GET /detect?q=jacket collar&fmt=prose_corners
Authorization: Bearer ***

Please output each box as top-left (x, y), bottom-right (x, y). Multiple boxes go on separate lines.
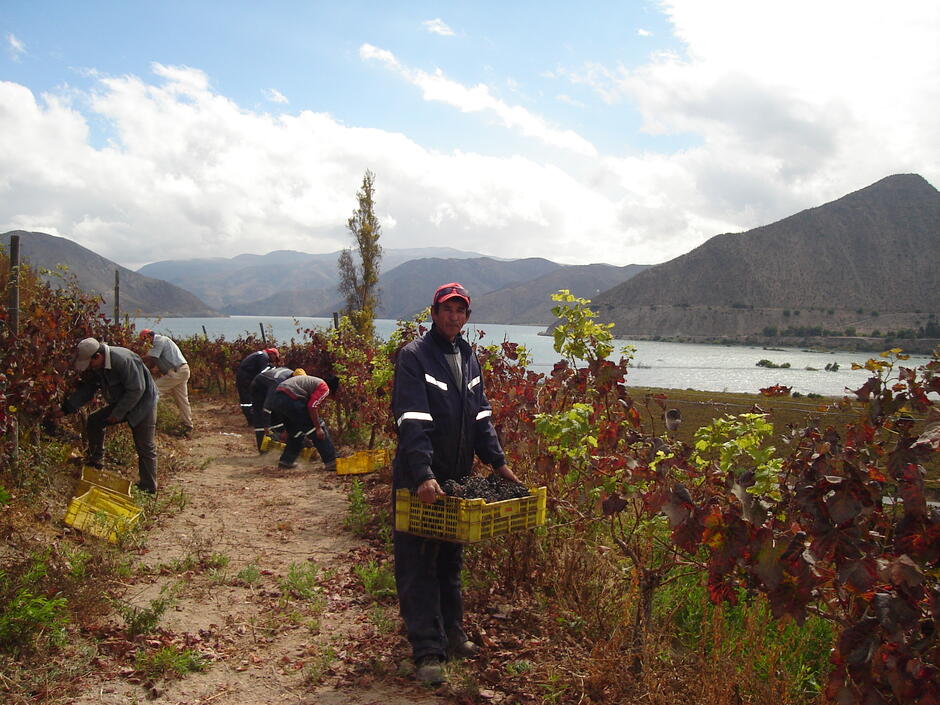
top-left (429, 324), bottom-right (465, 351)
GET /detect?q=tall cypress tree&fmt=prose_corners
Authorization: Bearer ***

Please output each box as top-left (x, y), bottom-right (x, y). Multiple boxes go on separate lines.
top-left (337, 170), bottom-right (382, 337)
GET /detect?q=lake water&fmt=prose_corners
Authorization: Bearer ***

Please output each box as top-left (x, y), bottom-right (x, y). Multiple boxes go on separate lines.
top-left (133, 315), bottom-right (934, 397)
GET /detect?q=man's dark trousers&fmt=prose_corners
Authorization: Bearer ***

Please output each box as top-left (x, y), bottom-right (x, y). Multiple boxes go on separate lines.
top-left (268, 393), bottom-right (336, 465)
top-left (394, 530), bottom-right (465, 662)
top-left (237, 379), bottom-right (254, 424)
top-left (86, 404), bottom-right (158, 492)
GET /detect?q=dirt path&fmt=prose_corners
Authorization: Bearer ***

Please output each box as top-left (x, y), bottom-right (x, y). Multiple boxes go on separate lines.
top-left (69, 397), bottom-right (448, 705)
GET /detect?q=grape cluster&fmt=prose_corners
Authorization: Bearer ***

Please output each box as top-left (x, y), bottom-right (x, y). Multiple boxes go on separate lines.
top-left (440, 474), bottom-right (530, 502)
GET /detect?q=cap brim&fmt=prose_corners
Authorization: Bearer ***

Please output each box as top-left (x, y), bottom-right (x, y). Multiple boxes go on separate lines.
top-left (74, 358), bottom-right (91, 372)
top-left (436, 293), bottom-right (470, 306)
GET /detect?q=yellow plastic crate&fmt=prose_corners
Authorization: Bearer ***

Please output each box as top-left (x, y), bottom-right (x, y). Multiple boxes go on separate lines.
top-left (74, 466), bottom-right (132, 498)
top-left (63, 487), bottom-right (142, 543)
top-left (260, 435), bottom-right (314, 460)
top-left (336, 448), bottom-right (392, 475)
top-left (395, 486), bottom-right (547, 543)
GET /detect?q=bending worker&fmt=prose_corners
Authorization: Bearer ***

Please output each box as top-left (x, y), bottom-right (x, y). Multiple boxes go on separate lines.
top-left (235, 347), bottom-right (280, 424)
top-left (391, 282), bottom-right (520, 685)
top-left (62, 337), bottom-right (159, 494)
top-left (248, 364), bottom-right (295, 452)
top-left (139, 328), bottom-right (193, 434)
top-left (266, 370), bottom-right (339, 470)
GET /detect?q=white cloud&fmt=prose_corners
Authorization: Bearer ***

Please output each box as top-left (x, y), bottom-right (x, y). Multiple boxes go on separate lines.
top-left (263, 88), bottom-right (289, 104)
top-left (359, 43), bottom-right (398, 68)
top-left (637, 28), bottom-right (652, 37)
top-left (423, 18), bottom-right (454, 36)
top-left (0, 69), bottom-right (623, 270)
top-left (561, 0), bottom-right (940, 230)
top-left (556, 94), bottom-right (586, 108)
top-left (7, 33), bottom-right (25, 61)
top-left (360, 44), bottom-right (598, 157)
top-left (2, 3), bottom-right (938, 276)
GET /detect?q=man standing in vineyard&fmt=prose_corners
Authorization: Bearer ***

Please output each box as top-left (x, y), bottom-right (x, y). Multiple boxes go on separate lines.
top-left (139, 329), bottom-right (193, 434)
top-left (235, 347), bottom-right (280, 424)
top-left (62, 337), bottom-right (159, 494)
top-left (391, 282), bottom-right (519, 685)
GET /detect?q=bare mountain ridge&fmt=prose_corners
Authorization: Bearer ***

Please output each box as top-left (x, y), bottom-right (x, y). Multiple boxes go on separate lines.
top-left (0, 230), bottom-right (217, 317)
top-left (471, 263), bottom-right (649, 324)
top-left (139, 247), bottom-right (492, 310)
top-left (227, 255), bottom-right (562, 319)
top-left (373, 256), bottom-right (561, 320)
top-left (1, 231), bottom-right (644, 323)
top-left (225, 257), bottom-right (646, 323)
top-left (594, 174), bottom-right (940, 340)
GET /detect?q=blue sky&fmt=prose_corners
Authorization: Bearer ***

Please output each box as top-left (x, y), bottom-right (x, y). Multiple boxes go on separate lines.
top-left (2, 1), bottom-right (938, 270)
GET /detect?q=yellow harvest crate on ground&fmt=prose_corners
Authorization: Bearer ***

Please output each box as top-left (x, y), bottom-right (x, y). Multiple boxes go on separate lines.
top-left (64, 487), bottom-right (142, 543)
top-left (74, 466), bottom-right (132, 498)
top-left (336, 448), bottom-right (392, 475)
top-left (259, 435), bottom-right (314, 460)
top-left (395, 486), bottom-right (547, 543)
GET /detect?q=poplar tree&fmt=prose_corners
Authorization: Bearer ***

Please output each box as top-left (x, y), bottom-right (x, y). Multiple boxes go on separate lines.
top-left (337, 170), bottom-right (382, 337)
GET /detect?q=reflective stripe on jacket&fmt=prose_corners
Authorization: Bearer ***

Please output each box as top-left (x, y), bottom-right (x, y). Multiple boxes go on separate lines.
top-left (392, 326), bottom-right (505, 491)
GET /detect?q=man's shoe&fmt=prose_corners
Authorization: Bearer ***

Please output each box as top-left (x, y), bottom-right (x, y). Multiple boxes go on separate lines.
top-left (84, 459), bottom-right (104, 470)
top-left (134, 483), bottom-right (156, 495)
top-left (323, 460), bottom-right (337, 472)
top-left (415, 656), bottom-right (446, 684)
top-left (448, 636), bottom-right (479, 659)
top-left (278, 461), bottom-right (298, 469)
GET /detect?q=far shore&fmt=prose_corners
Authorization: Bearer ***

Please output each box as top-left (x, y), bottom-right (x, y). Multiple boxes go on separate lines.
top-left (533, 327), bottom-right (939, 356)
top-left (615, 333), bottom-right (940, 356)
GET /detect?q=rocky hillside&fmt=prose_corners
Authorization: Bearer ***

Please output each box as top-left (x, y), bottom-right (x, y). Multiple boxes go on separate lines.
top-left (471, 263), bottom-right (648, 324)
top-left (594, 174), bottom-right (940, 340)
top-left (372, 256), bottom-right (562, 320)
top-left (1, 230), bottom-right (218, 317)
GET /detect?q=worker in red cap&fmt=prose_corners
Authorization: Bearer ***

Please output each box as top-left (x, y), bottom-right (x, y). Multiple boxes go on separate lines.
top-left (139, 329), bottom-right (193, 434)
top-left (235, 347), bottom-right (280, 425)
top-left (390, 282), bottom-right (520, 684)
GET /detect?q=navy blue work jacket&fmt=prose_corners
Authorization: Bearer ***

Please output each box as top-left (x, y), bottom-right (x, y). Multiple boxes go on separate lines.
top-left (236, 350), bottom-right (274, 389)
top-left (392, 326), bottom-right (506, 491)
top-left (250, 366), bottom-right (293, 426)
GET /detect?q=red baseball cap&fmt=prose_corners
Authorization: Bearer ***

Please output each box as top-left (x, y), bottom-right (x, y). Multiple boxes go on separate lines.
top-left (433, 282), bottom-right (470, 307)
top-left (139, 328), bottom-right (154, 340)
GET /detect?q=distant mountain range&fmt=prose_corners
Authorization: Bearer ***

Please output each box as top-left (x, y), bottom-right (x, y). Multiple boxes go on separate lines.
top-left (4, 173), bottom-right (936, 342)
top-left (0, 230), bottom-right (217, 317)
top-left (138, 247), bottom-right (649, 323)
top-left (1, 233), bottom-right (647, 324)
top-left (137, 246), bottom-right (488, 312)
top-left (592, 173), bottom-right (940, 342)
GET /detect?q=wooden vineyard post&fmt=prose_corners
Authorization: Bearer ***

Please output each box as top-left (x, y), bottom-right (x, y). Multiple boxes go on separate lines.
top-left (113, 269), bottom-right (120, 321)
top-left (7, 235), bottom-right (20, 466)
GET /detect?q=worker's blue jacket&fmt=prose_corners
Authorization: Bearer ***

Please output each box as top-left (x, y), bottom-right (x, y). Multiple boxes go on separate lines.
top-left (392, 325), bottom-right (506, 491)
top-left (236, 350), bottom-right (275, 391)
top-left (250, 366), bottom-right (293, 428)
